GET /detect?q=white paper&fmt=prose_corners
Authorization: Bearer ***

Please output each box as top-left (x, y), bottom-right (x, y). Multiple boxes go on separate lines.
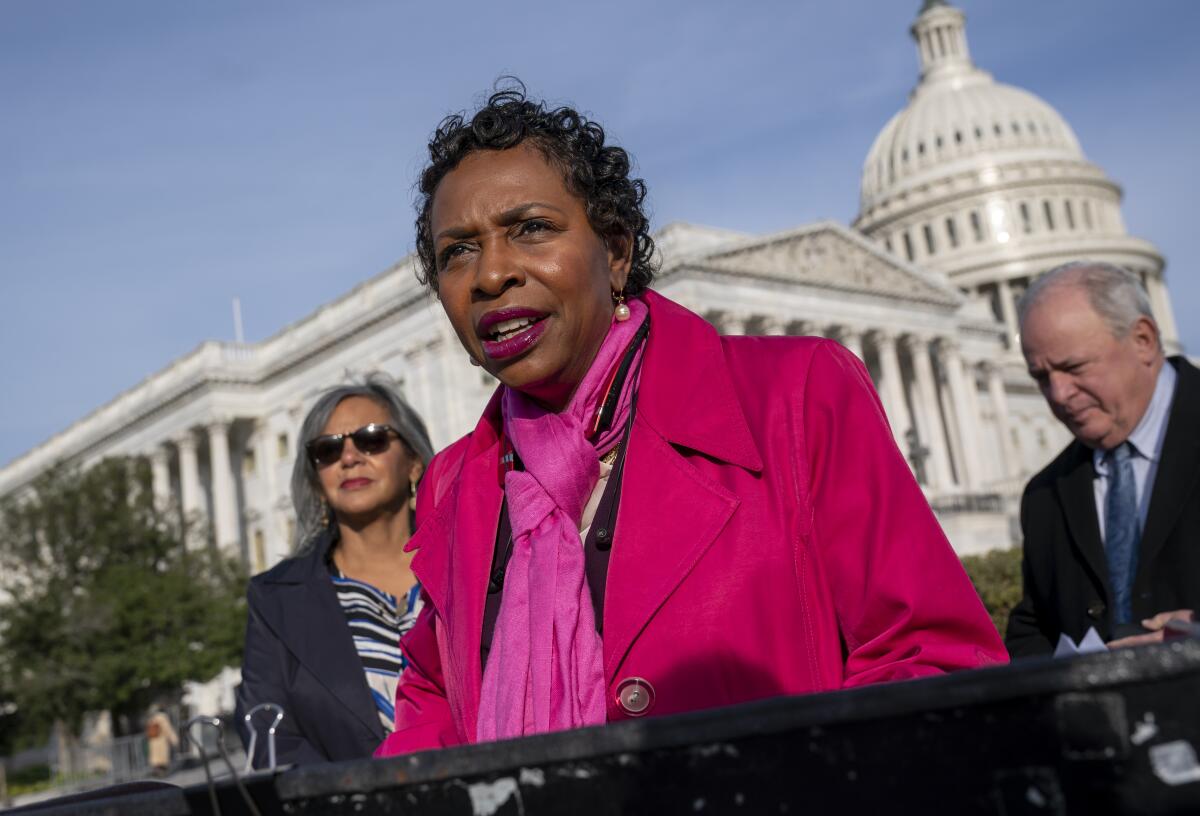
top-left (1053, 626), bottom-right (1109, 658)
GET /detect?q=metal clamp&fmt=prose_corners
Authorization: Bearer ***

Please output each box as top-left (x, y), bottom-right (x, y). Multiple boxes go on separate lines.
top-left (243, 702), bottom-right (286, 774)
top-left (185, 714), bottom-right (263, 816)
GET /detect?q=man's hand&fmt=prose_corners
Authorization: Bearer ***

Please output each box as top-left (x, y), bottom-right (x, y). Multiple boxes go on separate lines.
top-left (1108, 609), bottom-right (1196, 649)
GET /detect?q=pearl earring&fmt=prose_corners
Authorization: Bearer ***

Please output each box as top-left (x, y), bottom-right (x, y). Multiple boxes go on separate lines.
top-left (613, 291), bottom-right (631, 322)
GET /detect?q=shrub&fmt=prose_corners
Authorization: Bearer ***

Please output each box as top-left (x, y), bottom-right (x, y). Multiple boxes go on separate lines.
top-left (961, 547), bottom-right (1023, 635)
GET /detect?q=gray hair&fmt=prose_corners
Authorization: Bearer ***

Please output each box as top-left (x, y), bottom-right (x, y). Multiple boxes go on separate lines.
top-left (290, 374), bottom-right (435, 554)
top-left (1017, 261), bottom-right (1161, 348)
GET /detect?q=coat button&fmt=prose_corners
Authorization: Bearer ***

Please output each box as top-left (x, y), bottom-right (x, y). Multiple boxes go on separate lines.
top-left (616, 677), bottom-right (655, 716)
top-left (1087, 602), bottom-right (1106, 619)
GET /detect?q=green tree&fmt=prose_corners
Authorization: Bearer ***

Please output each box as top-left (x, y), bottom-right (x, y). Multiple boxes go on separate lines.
top-left (961, 546), bottom-right (1024, 635)
top-left (0, 457), bottom-right (246, 741)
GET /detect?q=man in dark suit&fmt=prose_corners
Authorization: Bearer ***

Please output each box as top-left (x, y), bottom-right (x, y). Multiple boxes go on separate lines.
top-left (1006, 261), bottom-right (1199, 658)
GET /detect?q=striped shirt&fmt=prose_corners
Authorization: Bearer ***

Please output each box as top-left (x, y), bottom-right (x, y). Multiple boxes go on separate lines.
top-left (330, 574), bottom-right (423, 732)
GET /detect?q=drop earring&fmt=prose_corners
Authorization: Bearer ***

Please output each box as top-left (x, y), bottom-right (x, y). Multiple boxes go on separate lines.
top-left (409, 481), bottom-right (417, 511)
top-left (613, 290), bottom-right (631, 322)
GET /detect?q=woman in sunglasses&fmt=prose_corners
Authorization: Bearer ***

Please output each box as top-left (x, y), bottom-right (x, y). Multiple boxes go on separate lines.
top-left (375, 84), bottom-right (1006, 757)
top-left (236, 376), bottom-right (434, 767)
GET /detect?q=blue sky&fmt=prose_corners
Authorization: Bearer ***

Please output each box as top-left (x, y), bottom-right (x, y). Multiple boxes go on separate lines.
top-left (1, 1), bottom-right (1197, 467)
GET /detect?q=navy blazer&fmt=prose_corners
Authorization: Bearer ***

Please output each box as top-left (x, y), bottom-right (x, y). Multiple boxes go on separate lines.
top-left (235, 533), bottom-right (386, 767)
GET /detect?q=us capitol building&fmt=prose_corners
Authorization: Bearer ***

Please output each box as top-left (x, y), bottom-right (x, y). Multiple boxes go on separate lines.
top-left (0, 1), bottom-right (1181, 571)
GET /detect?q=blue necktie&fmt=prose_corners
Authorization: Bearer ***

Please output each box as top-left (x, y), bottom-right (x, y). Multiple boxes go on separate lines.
top-left (1104, 442), bottom-right (1140, 625)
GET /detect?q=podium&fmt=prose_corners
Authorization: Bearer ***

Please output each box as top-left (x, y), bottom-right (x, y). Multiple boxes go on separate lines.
top-left (18, 640), bottom-right (1200, 815)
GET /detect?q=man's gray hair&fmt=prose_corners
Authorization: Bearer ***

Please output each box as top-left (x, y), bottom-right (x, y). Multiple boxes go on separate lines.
top-left (1017, 261), bottom-right (1160, 347)
top-left (290, 373), bottom-right (435, 555)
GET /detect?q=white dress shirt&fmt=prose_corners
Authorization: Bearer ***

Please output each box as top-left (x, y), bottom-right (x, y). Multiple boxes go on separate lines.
top-left (1092, 362), bottom-right (1178, 543)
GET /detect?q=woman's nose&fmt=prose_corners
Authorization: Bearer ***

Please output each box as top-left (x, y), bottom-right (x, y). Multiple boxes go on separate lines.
top-left (340, 440), bottom-right (365, 465)
top-left (473, 240), bottom-right (524, 297)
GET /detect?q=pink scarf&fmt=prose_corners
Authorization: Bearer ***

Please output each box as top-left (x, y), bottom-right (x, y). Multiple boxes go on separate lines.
top-left (475, 298), bottom-right (648, 742)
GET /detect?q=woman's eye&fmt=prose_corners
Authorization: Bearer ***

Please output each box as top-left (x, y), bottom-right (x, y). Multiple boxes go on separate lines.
top-left (438, 243), bottom-right (470, 267)
top-left (518, 218), bottom-right (552, 236)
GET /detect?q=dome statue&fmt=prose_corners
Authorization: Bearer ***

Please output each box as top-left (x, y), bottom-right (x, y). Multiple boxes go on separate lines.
top-left (854, 1), bottom-right (1180, 353)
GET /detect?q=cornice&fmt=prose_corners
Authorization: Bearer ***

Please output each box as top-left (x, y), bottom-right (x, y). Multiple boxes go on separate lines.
top-left (659, 221), bottom-right (962, 309)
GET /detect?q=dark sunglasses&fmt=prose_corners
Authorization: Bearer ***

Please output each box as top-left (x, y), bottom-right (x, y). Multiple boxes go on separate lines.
top-left (306, 423), bottom-right (401, 467)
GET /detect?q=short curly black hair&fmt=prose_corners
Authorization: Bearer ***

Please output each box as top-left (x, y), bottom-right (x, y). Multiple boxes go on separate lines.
top-left (414, 81), bottom-right (655, 296)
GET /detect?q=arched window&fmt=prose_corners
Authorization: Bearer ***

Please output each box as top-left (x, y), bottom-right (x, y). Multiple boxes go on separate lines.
top-left (1082, 200), bottom-right (1094, 230)
top-left (1064, 200), bottom-right (1076, 230)
top-left (1042, 200), bottom-right (1055, 231)
top-left (903, 231), bottom-right (915, 262)
top-left (1019, 202), bottom-right (1033, 234)
top-left (955, 130), bottom-right (963, 144)
top-left (923, 223), bottom-right (936, 255)
top-left (945, 216), bottom-right (959, 249)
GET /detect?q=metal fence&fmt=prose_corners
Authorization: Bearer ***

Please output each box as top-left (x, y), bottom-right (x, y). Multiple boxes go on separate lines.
top-left (5, 733), bottom-right (155, 803)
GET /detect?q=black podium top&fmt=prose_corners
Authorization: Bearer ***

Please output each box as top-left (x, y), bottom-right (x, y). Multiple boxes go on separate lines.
top-left (17, 640), bottom-right (1200, 815)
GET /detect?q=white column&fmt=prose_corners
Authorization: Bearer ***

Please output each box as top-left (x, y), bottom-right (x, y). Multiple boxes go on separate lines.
top-left (206, 420), bottom-right (240, 553)
top-left (938, 340), bottom-right (982, 490)
top-left (835, 327), bottom-right (865, 361)
top-left (176, 432), bottom-right (203, 545)
top-left (961, 360), bottom-right (989, 482)
top-left (997, 278), bottom-right (1019, 350)
top-left (793, 320), bottom-right (820, 338)
top-left (149, 447), bottom-right (171, 512)
top-left (253, 419), bottom-right (286, 566)
top-left (903, 335), bottom-right (954, 491)
top-left (717, 312), bottom-right (753, 335)
top-left (985, 362), bottom-right (1018, 481)
top-left (870, 330), bottom-right (914, 446)
top-left (758, 316), bottom-right (789, 336)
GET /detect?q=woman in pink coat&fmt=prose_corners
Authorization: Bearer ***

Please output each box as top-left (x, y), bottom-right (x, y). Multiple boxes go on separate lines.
top-left (376, 84), bottom-right (1006, 756)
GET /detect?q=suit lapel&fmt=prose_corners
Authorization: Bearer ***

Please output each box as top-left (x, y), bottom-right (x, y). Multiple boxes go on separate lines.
top-left (1055, 448), bottom-right (1110, 601)
top-left (1139, 358), bottom-right (1200, 568)
top-left (263, 547), bottom-right (384, 740)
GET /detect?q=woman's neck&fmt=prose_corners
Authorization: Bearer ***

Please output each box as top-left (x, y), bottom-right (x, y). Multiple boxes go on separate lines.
top-left (332, 507), bottom-right (416, 596)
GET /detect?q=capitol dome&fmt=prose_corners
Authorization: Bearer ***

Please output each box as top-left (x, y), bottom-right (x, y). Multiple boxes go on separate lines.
top-left (854, 0), bottom-right (1179, 353)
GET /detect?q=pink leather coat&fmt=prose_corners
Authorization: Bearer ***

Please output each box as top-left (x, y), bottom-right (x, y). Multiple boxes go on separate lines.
top-left (376, 291), bottom-right (1007, 756)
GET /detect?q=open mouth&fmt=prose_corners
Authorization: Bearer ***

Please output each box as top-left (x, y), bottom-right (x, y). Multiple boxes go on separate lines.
top-left (478, 309), bottom-right (550, 360)
top-left (488, 315), bottom-right (543, 342)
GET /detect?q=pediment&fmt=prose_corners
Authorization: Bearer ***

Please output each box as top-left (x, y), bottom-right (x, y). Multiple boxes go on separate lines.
top-left (662, 221), bottom-right (961, 307)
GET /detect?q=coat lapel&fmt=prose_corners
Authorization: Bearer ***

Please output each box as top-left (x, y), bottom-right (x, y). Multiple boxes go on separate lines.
top-left (1055, 447), bottom-right (1109, 602)
top-left (604, 417), bottom-right (740, 680)
top-left (1139, 357), bottom-right (1200, 569)
top-left (603, 291), bottom-right (762, 680)
top-left (409, 398), bottom-right (504, 738)
top-left (262, 543), bottom-right (384, 740)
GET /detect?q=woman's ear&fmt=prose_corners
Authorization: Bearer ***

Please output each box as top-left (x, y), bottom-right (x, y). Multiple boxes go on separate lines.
top-left (606, 230), bottom-right (634, 292)
top-left (409, 459), bottom-right (426, 488)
